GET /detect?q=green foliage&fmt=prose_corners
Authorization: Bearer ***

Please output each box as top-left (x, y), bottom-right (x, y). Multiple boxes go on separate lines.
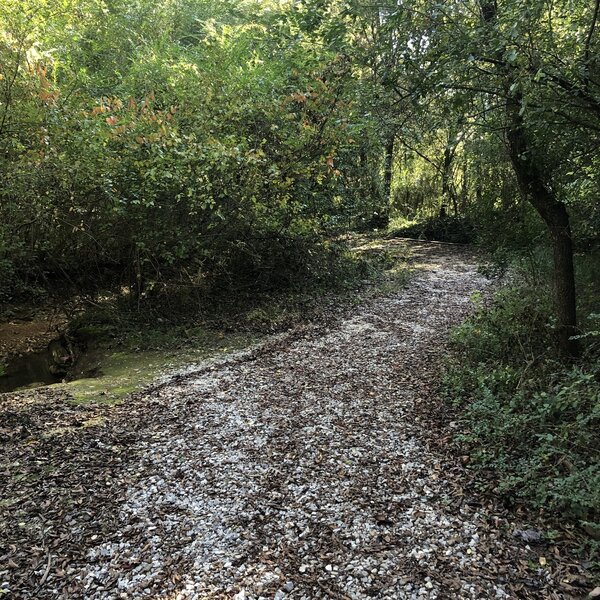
top-left (3, 0), bottom-right (598, 312)
top-left (0, 0), bottom-right (390, 306)
top-left (470, 199), bottom-right (546, 256)
top-left (446, 286), bottom-right (600, 530)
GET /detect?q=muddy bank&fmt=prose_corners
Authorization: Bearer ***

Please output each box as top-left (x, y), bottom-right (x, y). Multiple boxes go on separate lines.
top-left (0, 310), bottom-right (68, 364)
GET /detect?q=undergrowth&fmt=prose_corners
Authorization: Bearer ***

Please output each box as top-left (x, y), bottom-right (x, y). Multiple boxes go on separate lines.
top-left (66, 238), bottom-right (403, 349)
top-left (445, 284), bottom-right (600, 548)
top-left (388, 215), bottom-right (475, 244)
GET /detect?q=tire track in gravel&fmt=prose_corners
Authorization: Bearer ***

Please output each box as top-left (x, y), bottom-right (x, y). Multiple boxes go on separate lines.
top-left (79, 241), bottom-right (568, 600)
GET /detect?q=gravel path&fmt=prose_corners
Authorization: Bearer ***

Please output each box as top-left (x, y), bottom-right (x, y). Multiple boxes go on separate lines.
top-left (76, 242), bottom-right (569, 600)
top-left (3, 241), bottom-right (588, 599)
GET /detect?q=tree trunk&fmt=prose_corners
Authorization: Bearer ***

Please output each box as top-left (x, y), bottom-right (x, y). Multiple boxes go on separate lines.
top-left (383, 136), bottom-right (394, 199)
top-left (550, 215), bottom-right (579, 358)
top-left (441, 135), bottom-right (459, 215)
top-left (441, 143), bottom-right (453, 215)
top-left (382, 136), bottom-right (395, 225)
top-left (460, 159), bottom-right (468, 212)
top-left (505, 94), bottom-right (579, 358)
top-left (479, 0), bottom-right (579, 358)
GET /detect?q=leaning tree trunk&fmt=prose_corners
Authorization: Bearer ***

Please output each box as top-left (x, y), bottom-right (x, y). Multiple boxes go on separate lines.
top-left (441, 140), bottom-right (458, 215)
top-left (505, 93), bottom-right (579, 358)
top-left (479, 0), bottom-right (579, 359)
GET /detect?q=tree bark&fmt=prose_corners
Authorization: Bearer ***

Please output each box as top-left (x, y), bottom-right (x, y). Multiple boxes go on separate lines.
top-left (459, 157), bottom-right (468, 212)
top-left (441, 139), bottom-right (458, 215)
top-left (505, 93), bottom-right (579, 358)
top-left (382, 135), bottom-right (395, 225)
top-left (479, 0), bottom-right (579, 358)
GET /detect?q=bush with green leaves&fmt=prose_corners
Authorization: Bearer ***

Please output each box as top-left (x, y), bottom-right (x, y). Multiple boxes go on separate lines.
top-left (446, 286), bottom-right (600, 532)
top-left (388, 215), bottom-right (475, 244)
top-left (0, 0), bottom-right (388, 307)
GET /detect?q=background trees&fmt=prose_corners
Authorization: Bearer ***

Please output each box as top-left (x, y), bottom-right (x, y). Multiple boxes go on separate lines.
top-left (348, 0), bottom-right (600, 356)
top-left (1, 0), bottom-right (599, 353)
top-left (0, 0), bottom-right (385, 305)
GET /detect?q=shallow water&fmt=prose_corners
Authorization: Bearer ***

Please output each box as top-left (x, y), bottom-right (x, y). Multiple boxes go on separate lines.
top-left (0, 349), bottom-right (63, 393)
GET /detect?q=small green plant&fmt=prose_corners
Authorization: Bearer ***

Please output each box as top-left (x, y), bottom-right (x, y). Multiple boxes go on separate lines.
top-left (388, 215), bottom-right (476, 244)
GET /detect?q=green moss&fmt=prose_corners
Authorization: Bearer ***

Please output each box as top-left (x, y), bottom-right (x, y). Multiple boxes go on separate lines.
top-left (59, 329), bottom-right (255, 405)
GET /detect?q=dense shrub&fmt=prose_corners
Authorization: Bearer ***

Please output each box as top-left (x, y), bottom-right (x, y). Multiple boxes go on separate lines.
top-left (446, 286), bottom-right (600, 531)
top-left (0, 0), bottom-right (387, 307)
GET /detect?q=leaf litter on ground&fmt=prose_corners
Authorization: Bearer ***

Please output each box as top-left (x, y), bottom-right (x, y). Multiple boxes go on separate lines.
top-left (0, 240), bottom-right (594, 599)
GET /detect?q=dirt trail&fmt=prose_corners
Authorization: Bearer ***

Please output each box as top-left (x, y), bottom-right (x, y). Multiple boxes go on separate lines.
top-left (1, 241), bottom-right (588, 599)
